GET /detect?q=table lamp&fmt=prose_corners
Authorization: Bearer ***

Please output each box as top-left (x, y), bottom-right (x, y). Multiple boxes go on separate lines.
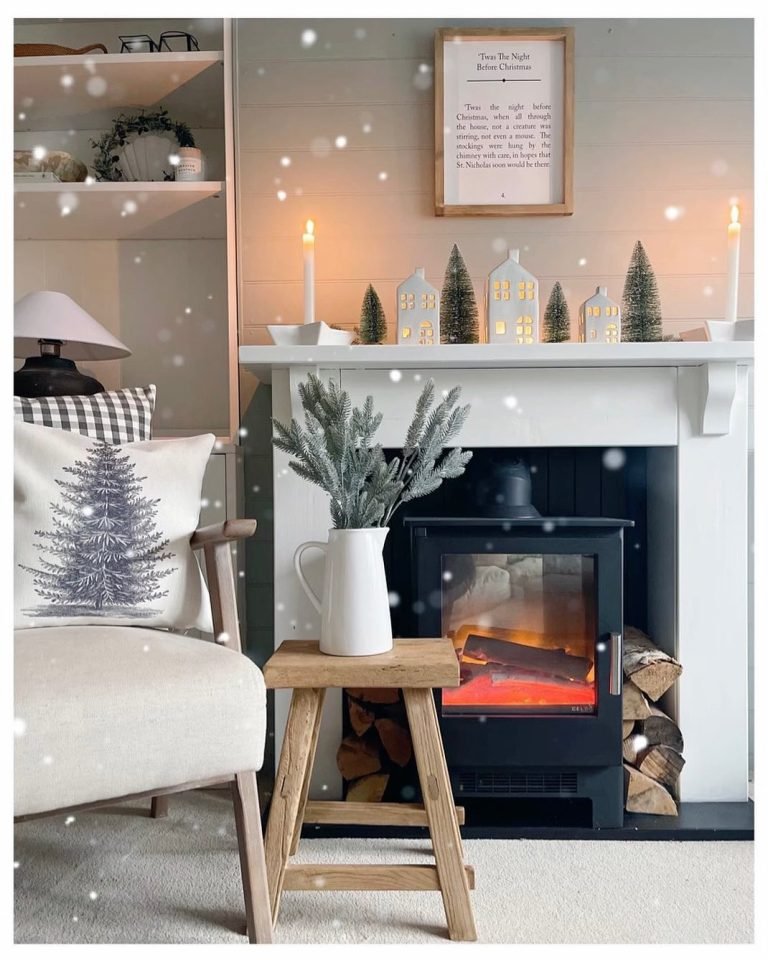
top-left (14, 291), bottom-right (131, 397)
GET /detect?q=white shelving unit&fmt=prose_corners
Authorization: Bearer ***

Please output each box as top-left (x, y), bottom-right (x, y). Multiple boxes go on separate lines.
top-left (14, 51), bottom-right (224, 130)
top-left (13, 20), bottom-right (239, 444)
top-left (15, 180), bottom-right (225, 241)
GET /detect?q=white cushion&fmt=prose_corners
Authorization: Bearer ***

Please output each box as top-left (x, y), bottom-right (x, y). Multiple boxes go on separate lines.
top-left (14, 421), bottom-right (213, 632)
top-left (14, 627), bottom-right (266, 817)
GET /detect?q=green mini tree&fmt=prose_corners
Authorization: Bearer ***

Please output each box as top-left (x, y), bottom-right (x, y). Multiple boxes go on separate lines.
top-left (543, 282), bottom-right (571, 342)
top-left (357, 284), bottom-right (387, 344)
top-left (440, 244), bottom-right (479, 344)
top-left (622, 241), bottom-right (663, 342)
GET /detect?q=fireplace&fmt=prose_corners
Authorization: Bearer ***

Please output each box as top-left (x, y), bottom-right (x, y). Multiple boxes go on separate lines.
top-left (407, 516), bottom-right (630, 828)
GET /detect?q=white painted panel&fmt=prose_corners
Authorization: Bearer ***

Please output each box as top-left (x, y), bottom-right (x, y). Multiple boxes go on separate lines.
top-left (239, 58), bottom-right (432, 105)
top-left (242, 54), bottom-right (751, 107)
top-left (239, 102), bottom-right (433, 151)
top-left (235, 18), bottom-right (753, 62)
top-left (239, 142), bottom-right (753, 198)
top-left (241, 229), bottom-right (754, 284)
top-left (241, 273), bottom-right (754, 333)
top-left (575, 98), bottom-right (753, 145)
top-left (676, 366), bottom-right (749, 800)
top-left (339, 368), bottom-right (678, 448)
top-left (241, 189), bottom-right (755, 238)
top-left (575, 55), bottom-right (752, 101)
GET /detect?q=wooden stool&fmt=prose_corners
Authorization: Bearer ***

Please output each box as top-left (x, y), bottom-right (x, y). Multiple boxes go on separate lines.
top-left (263, 638), bottom-right (477, 942)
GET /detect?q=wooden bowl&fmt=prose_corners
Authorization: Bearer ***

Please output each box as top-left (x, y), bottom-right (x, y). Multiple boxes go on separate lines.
top-left (14, 43), bottom-right (108, 57)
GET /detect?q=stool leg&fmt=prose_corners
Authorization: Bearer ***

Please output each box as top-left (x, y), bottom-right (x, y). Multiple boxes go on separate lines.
top-left (404, 687), bottom-right (477, 942)
top-left (289, 688), bottom-right (326, 855)
top-left (265, 687), bottom-right (324, 923)
top-left (150, 795), bottom-right (169, 819)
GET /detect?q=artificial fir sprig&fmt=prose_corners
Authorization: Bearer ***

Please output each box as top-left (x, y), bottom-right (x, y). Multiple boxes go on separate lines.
top-left (271, 374), bottom-right (472, 528)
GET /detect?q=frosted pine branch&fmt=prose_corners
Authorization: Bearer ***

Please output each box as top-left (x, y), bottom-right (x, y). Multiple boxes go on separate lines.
top-left (272, 374), bottom-right (472, 529)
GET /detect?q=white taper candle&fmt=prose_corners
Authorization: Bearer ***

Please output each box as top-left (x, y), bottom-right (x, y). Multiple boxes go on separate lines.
top-left (303, 219), bottom-right (315, 325)
top-left (725, 205), bottom-right (740, 324)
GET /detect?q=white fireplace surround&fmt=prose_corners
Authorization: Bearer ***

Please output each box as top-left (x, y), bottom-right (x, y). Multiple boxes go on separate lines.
top-left (240, 342), bottom-right (753, 805)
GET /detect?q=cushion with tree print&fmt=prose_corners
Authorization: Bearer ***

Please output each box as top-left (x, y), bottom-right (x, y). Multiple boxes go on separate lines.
top-left (14, 420), bottom-right (214, 632)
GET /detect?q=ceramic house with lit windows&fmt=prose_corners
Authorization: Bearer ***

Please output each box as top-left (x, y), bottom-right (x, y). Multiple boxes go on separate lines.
top-left (397, 267), bottom-right (439, 345)
top-left (579, 286), bottom-right (621, 343)
top-left (486, 248), bottom-right (539, 344)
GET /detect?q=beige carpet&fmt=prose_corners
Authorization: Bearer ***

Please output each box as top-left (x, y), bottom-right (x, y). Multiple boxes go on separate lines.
top-left (14, 789), bottom-right (753, 944)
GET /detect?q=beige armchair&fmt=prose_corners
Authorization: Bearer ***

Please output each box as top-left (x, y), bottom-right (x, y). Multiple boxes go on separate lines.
top-left (14, 519), bottom-right (272, 944)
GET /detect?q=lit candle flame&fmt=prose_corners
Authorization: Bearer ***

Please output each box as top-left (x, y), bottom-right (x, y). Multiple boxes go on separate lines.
top-left (730, 205), bottom-right (739, 225)
top-left (305, 219), bottom-right (315, 236)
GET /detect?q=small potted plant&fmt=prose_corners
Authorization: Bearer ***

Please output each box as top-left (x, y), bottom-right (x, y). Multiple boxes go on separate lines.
top-left (90, 108), bottom-right (197, 182)
top-left (273, 374), bottom-right (472, 656)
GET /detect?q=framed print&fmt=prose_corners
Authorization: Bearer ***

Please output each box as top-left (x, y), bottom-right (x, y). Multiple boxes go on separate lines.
top-left (435, 27), bottom-right (574, 217)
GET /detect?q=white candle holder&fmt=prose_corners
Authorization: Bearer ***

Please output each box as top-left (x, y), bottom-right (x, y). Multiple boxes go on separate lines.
top-left (267, 321), bottom-right (353, 346)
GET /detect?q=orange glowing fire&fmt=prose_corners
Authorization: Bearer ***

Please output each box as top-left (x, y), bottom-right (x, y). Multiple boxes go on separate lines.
top-left (444, 624), bottom-right (596, 710)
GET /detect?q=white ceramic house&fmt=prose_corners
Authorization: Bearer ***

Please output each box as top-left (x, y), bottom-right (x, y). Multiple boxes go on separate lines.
top-left (397, 267), bottom-right (439, 345)
top-left (486, 248), bottom-right (539, 344)
top-left (579, 286), bottom-right (621, 343)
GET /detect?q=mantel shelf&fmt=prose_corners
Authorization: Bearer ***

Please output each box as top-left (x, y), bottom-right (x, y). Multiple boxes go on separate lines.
top-left (239, 342), bottom-right (754, 384)
top-left (14, 51), bottom-right (224, 130)
top-left (14, 180), bottom-right (225, 240)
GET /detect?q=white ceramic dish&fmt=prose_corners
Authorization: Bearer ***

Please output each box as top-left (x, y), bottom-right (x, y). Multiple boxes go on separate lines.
top-left (706, 319), bottom-right (754, 342)
top-left (267, 321), bottom-right (354, 346)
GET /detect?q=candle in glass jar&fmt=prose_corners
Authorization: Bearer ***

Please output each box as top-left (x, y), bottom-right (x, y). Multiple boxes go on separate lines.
top-left (725, 204), bottom-right (740, 324)
top-left (303, 219), bottom-right (315, 325)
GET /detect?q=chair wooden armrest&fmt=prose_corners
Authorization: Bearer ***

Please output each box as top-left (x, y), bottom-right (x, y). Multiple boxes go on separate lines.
top-left (192, 519), bottom-right (257, 654)
top-left (190, 519), bottom-right (257, 549)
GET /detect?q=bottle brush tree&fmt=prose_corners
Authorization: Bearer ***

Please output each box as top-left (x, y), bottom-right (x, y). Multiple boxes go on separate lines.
top-left (622, 241), bottom-right (663, 342)
top-left (440, 244), bottom-right (479, 344)
top-left (543, 281), bottom-right (571, 342)
top-left (357, 284), bottom-right (387, 344)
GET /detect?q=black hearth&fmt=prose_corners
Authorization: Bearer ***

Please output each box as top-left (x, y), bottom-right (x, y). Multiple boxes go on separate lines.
top-left (407, 516), bottom-right (631, 828)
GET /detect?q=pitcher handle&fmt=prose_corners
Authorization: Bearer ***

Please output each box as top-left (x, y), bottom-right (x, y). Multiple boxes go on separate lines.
top-left (293, 541), bottom-right (327, 613)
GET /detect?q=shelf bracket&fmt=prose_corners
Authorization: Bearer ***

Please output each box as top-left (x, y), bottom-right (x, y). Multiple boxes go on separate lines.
top-left (700, 361), bottom-right (738, 436)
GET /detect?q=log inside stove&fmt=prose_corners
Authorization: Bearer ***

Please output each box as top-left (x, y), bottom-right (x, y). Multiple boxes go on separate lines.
top-left (462, 634), bottom-right (593, 684)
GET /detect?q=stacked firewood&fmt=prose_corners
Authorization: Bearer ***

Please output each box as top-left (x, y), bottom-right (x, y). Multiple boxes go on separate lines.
top-left (622, 627), bottom-right (684, 815)
top-left (337, 688), bottom-right (414, 802)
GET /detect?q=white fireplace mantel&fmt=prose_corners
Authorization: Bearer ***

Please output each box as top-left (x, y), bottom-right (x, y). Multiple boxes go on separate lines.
top-left (240, 341), bottom-right (753, 805)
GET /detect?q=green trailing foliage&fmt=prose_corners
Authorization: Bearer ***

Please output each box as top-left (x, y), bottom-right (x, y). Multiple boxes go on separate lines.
top-left (621, 241), bottom-right (663, 342)
top-left (272, 374), bottom-right (473, 528)
top-left (91, 108), bottom-right (195, 182)
top-left (543, 281), bottom-right (571, 343)
top-left (440, 244), bottom-right (479, 344)
top-left (357, 284), bottom-right (387, 344)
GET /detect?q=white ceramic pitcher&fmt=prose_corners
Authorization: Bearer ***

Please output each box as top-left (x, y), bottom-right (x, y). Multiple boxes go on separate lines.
top-left (294, 527), bottom-right (393, 657)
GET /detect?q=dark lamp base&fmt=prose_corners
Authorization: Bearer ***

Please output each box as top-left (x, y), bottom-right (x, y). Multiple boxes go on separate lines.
top-left (14, 356), bottom-right (104, 397)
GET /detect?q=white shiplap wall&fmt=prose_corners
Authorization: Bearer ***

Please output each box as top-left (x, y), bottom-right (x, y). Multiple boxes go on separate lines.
top-left (235, 18), bottom-right (753, 343)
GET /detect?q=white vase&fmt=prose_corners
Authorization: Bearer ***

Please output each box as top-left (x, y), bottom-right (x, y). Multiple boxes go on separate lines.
top-left (116, 133), bottom-right (177, 181)
top-left (294, 527), bottom-right (393, 657)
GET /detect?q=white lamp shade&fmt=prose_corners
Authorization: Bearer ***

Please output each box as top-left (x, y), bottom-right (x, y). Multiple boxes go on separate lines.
top-left (14, 291), bottom-right (131, 361)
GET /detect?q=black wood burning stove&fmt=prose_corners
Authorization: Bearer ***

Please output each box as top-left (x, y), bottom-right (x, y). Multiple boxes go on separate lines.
top-left (407, 517), bottom-right (632, 828)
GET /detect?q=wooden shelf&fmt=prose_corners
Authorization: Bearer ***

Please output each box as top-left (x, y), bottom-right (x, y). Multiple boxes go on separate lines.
top-left (14, 180), bottom-right (225, 240)
top-left (14, 51), bottom-right (224, 130)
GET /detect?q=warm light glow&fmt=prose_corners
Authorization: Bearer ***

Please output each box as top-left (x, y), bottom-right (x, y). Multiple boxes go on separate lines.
top-left (730, 205), bottom-right (740, 225)
top-left (305, 219), bottom-right (315, 236)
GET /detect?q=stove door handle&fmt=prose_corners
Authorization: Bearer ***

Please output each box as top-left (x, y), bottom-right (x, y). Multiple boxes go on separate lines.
top-left (609, 632), bottom-right (623, 696)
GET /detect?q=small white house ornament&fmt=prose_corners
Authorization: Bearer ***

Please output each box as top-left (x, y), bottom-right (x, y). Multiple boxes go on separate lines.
top-left (579, 286), bottom-right (621, 343)
top-left (397, 267), bottom-right (439, 345)
top-left (486, 248), bottom-right (539, 344)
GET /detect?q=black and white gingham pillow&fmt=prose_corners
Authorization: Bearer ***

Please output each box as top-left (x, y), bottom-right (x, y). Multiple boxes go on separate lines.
top-left (13, 385), bottom-right (156, 443)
